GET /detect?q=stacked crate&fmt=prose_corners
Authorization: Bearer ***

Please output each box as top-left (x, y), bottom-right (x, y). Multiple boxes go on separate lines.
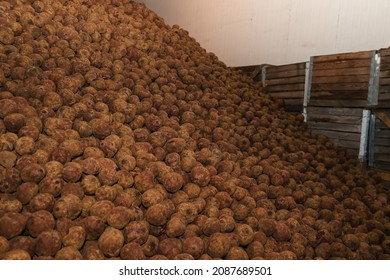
top-left (306, 51), bottom-right (375, 158)
top-left (235, 49), bottom-right (390, 180)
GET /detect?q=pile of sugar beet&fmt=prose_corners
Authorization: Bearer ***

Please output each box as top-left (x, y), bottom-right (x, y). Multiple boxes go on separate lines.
top-left (0, 0), bottom-right (389, 260)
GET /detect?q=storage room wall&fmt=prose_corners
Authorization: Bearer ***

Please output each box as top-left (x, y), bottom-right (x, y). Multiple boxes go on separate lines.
top-left (137, 0), bottom-right (390, 67)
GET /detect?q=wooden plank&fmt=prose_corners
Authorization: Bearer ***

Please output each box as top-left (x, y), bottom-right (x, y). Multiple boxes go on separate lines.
top-left (379, 86), bottom-right (390, 93)
top-left (266, 69), bottom-right (306, 79)
top-left (379, 62), bottom-right (390, 71)
top-left (310, 91), bottom-right (368, 100)
top-left (380, 57), bottom-right (390, 66)
top-left (331, 139), bottom-right (361, 149)
top-left (312, 75), bottom-right (370, 84)
top-left (374, 154), bottom-right (390, 162)
top-left (266, 76), bottom-right (305, 85)
top-left (374, 146), bottom-right (390, 154)
top-left (307, 114), bottom-right (362, 124)
top-left (372, 163), bottom-right (390, 170)
top-left (266, 63), bottom-right (306, 74)
top-left (374, 138), bottom-right (390, 146)
top-left (307, 121), bottom-right (362, 132)
top-left (308, 99), bottom-right (367, 107)
top-left (375, 130), bottom-right (390, 137)
top-left (311, 83), bottom-right (368, 91)
top-left (266, 83), bottom-right (305, 92)
top-left (346, 148), bottom-right (359, 156)
top-left (309, 129), bottom-right (361, 141)
top-left (379, 70), bottom-right (390, 78)
top-left (312, 59), bottom-right (371, 70)
top-left (284, 106), bottom-right (303, 112)
top-left (268, 91), bottom-right (304, 98)
top-left (379, 78), bottom-right (390, 86)
top-left (312, 67), bottom-right (371, 77)
top-left (313, 51), bottom-right (373, 63)
top-left (306, 107), bottom-right (363, 116)
top-left (375, 101), bottom-right (390, 108)
top-left (378, 93), bottom-right (390, 101)
top-left (379, 48), bottom-right (390, 57)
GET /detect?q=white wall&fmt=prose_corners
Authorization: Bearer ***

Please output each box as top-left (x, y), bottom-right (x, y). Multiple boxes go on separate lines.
top-left (138, 0), bottom-right (390, 67)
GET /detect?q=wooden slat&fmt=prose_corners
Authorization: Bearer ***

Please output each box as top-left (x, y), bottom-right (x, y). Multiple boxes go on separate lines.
top-left (379, 86), bottom-right (390, 93)
top-left (266, 69), bottom-right (306, 79)
top-left (268, 91), bottom-right (304, 98)
top-left (312, 59), bottom-right (371, 70)
top-left (310, 91), bottom-right (368, 100)
top-left (309, 129), bottom-right (361, 141)
top-left (374, 137), bottom-right (390, 146)
top-left (379, 48), bottom-right (390, 57)
top-left (330, 139), bottom-right (361, 149)
top-left (306, 107), bottom-right (363, 116)
top-left (266, 83), bottom-right (305, 92)
top-left (312, 67), bottom-right (371, 77)
top-left (266, 76), bottom-right (305, 85)
top-left (312, 75), bottom-right (370, 84)
top-left (376, 101), bottom-right (390, 108)
top-left (379, 78), bottom-right (390, 86)
top-left (374, 146), bottom-right (390, 153)
top-left (374, 154), bottom-right (390, 162)
top-left (380, 70), bottom-right (390, 78)
top-left (311, 83), bottom-right (368, 91)
top-left (313, 51), bottom-right (373, 63)
top-left (307, 114), bottom-right (362, 124)
top-left (375, 130), bottom-right (390, 137)
top-left (307, 121), bottom-right (362, 132)
top-left (308, 132), bottom-right (360, 149)
top-left (346, 148), bottom-right (359, 156)
top-left (266, 63), bottom-right (306, 74)
top-left (378, 93), bottom-right (390, 101)
top-left (379, 62), bottom-right (390, 71)
top-left (372, 162), bottom-right (390, 169)
top-left (308, 100), bottom-right (367, 107)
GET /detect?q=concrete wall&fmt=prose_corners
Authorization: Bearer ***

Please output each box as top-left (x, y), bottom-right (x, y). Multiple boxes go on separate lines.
top-left (138, 0), bottom-right (390, 67)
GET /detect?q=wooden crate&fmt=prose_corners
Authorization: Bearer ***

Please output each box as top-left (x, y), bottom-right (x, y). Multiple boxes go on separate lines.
top-left (306, 107), bottom-right (367, 156)
top-left (368, 110), bottom-right (390, 172)
top-left (379, 48), bottom-right (390, 108)
top-left (265, 62), bottom-right (306, 112)
top-left (309, 51), bottom-right (374, 108)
